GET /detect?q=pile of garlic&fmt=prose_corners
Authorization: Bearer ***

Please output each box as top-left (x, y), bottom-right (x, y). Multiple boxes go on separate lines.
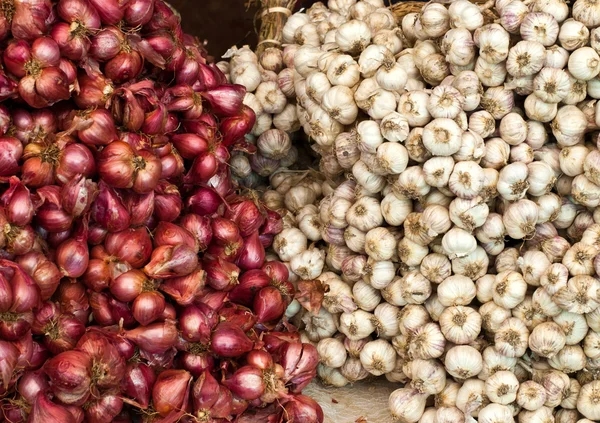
top-left (261, 0), bottom-right (600, 421)
top-left (217, 46), bottom-right (302, 186)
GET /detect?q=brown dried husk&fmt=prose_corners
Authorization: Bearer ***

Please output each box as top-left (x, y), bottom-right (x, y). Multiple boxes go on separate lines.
top-left (247, 0), bottom-right (298, 55)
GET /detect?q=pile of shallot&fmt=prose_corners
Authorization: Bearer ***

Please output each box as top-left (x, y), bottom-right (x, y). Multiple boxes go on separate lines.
top-left (261, 0), bottom-right (600, 422)
top-left (0, 1), bottom-right (322, 422)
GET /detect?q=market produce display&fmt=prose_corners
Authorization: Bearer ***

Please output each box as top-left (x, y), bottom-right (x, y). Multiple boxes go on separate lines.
top-left (219, 0), bottom-right (600, 421)
top-left (0, 1), bottom-right (322, 422)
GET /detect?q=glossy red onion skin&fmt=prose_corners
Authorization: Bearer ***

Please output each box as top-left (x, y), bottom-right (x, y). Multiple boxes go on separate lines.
top-left (159, 267), bottom-right (206, 306)
top-left (61, 176), bottom-right (98, 218)
top-left (280, 343), bottom-right (319, 393)
top-left (84, 394), bottom-right (124, 423)
top-left (43, 350), bottom-right (92, 406)
top-left (247, 350), bottom-right (274, 371)
top-left (15, 251), bottom-right (61, 300)
top-left (91, 182), bottom-right (131, 232)
top-left (228, 269), bottom-right (271, 307)
top-left (143, 244), bottom-right (199, 279)
top-left (132, 291), bottom-right (166, 326)
top-left (125, 0), bottom-right (155, 26)
top-left (28, 393), bottom-right (77, 423)
top-left (179, 351), bottom-right (214, 378)
top-left (56, 143), bottom-right (97, 185)
top-left (121, 362), bottom-right (156, 409)
top-left (153, 221), bottom-right (198, 252)
top-left (77, 109), bottom-right (118, 146)
top-left (254, 286), bottom-right (285, 324)
top-left (179, 304), bottom-right (217, 343)
top-left (204, 258), bottom-right (240, 291)
top-left (211, 322), bottom-right (253, 358)
top-left (55, 281), bottom-right (90, 325)
top-left (1, 177), bottom-right (34, 226)
top-left (170, 133), bottom-right (208, 160)
top-left (123, 320), bottom-right (178, 353)
top-left (17, 370), bottom-right (49, 403)
top-left (105, 227), bottom-right (153, 268)
top-left (218, 303), bottom-right (257, 332)
top-left (186, 187), bottom-right (221, 216)
top-left (179, 214), bottom-right (213, 251)
top-left (76, 330), bottom-right (126, 390)
top-left (237, 231), bottom-right (266, 271)
top-left (152, 369), bottom-right (192, 416)
top-left (283, 395), bottom-right (325, 423)
top-left (55, 237), bottom-right (89, 278)
top-left (226, 200), bottom-right (265, 238)
top-left (262, 261), bottom-right (290, 284)
top-left (224, 366), bottom-right (265, 401)
top-left (0, 340), bottom-right (19, 389)
top-left (153, 181), bottom-right (183, 223)
top-left (221, 106), bottom-right (256, 147)
top-left (0, 137), bottom-right (23, 177)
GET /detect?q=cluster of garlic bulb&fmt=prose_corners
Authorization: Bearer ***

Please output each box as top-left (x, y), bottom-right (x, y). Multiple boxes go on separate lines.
top-left (259, 0), bottom-right (600, 421)
top-left (217, 46), bottom-right (301, 185)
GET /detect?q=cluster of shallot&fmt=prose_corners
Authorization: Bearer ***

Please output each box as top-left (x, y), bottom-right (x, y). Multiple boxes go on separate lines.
top-left (0, 1), bottom-right (323, 422)
top-left (263, 0), bottom-right (600, 421)
top-left (217, 46), bottom-right (302, 185)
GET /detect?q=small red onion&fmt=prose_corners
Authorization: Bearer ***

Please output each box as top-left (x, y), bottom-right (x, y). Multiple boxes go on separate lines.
top-left (43, 350), bottom-right (92, 406)
top-left (1, 177), bottom-right (34, 226)
top-left (28, 393), bottom-right (77, 423)
top-left (121, 362), bottom-right (156, 409)
top-left (55, 280), bottom-right (90, 324)
top-left (154, 221), bottom-right (198, 252)
top-left (122, 190), bottom-right (154, 227)
top-left (179, 351), bottom-right (214, 378)
top-left (236, 231), bottom-right (266, 271)
top-left (60, 175), bottom-right (98, 218)
top-left (179, 304), bottom-right (217, 343)
top-left (254, 286), bottom-right (285, 324)
top-left (283, 395), bottom-right (324, 423)
top-left (0, 137), bottom-right (23, 177)
top-left (74, 70), bottom-right (114, 109)
top-left (153, 181), bottom-right (183, 222)
top-left (76, 330), bottom-right (126, 390)
top-left (205, 257), bottom-right (240, 291)
top-left (124, 0), bottom-right (155, 26)
top-left (0, 340), bottom-right (18, 390)
top-left (35, 185), bottom-right (73, 233)
top-left (229, 269), bottom-right (271, 307)
top-left (224, 365), bottom-right (265, 401)
top-left (144, 244), bottom-right (198, 279)
top-left (280, 342), bottom-right (319, 393)
top-left (247, 350), bottom-right (274, 371)
top-left (17, 370), bottom-right (49, 403)
top-left (179, 214), bottom-right (213, 251)
top-left (152, 369), bottom-right (192, 416)
top-left (77, 109), bottom-right (118, 146)
top-left (220, 106), bottom-right (256, 147)
top-left (262, 261), bottom-right (290, 284)
top-left (84, 394), bottom-right (123, 423)
top-left (123, 320), bottom-right (178, 353)
top-left (56, 143), bottom-right (97, 184)
top-left (132, 290), bottom-right (166, 326)
top-left (159, 267), bottom-right (206, 306)
top-left (211, 322), bottom-right (253, 358)
top-left (105, 227), bottom-right (153, 268)
top-left (218, 303), bottom-right (257, 332)
top-left (186, 187), bottom-right (222, 217)
top-left (91, 182), bottom-right (131, 232)
top-left (170, 133), bottom-right (209, 160)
